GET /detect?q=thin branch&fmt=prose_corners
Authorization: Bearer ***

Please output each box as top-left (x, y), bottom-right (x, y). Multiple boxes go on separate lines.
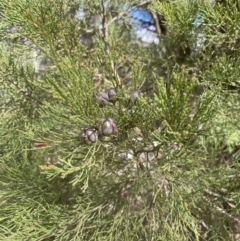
top-left (106, 1), bottom-right (151, 27)
top-left (203, 196), bottom-right (240, 224)
top-left (215, 206), bottom-right (240, 224)
top-left (100, 0), bottom-right (153, 87)
top-left (101, 0), bottom-right (108, 40)
top-left (100, 0), bottom-right (121, 86)
top-left (204, 189), bottom-right (235, 204)
top-left (152, 13), bottom-right (161, 35)
top-left (204, 189), bottom-right (240, 224)
top-left (106, 11), bottom-right (127, 27)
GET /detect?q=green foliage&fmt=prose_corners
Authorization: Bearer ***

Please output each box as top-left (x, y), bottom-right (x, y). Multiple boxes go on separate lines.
top-left (0, 0), bottom-right (240, 240)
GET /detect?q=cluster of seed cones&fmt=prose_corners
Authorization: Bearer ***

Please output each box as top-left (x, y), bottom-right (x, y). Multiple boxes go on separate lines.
top-left (79, 88), bottom-right (118, 144)
top-left (80, 118), bottom-right (117, 144)
top-left (79, 87), bottom-right (143, 144)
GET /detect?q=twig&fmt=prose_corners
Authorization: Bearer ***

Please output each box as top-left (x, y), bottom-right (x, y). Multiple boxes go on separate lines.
top-left (204, 189), bottom-right (240, 223)
top-left (215, 206), bottom-right (240, 224)
top-left (204, 189), bottom-right (235, 204)
top-left (101, 1), bottom-right (153, 86)
top-left (106, 1), bottom-right (151, 27)
top-left (33, 141), bottom-right (48, 148)
top-left (152, 13), bottom-right (161, 35)
top-left (200, 220), bottom-right (209, 230)
top-left (100, 0), bottom-right (121, 86)
top-left (203, 196), bottom-right (240, 224)
top-left (101, 0), bottom-right (108, 40)
top-left (106, 11), bottom-right (127, 27)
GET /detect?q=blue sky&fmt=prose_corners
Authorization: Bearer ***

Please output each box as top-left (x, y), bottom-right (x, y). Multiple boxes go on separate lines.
top-left (128, 7), bottom-right (160, 45)
top-left (75, 2), bottom-right (202, 46)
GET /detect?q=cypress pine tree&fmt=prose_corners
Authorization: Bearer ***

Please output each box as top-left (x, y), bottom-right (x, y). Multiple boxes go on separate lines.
top-left (0, 0), bottom-right (240, 240)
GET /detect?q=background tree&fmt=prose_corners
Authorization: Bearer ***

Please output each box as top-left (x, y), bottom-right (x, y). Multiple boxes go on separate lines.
top-left (0, 0), bottom-right (240, 240)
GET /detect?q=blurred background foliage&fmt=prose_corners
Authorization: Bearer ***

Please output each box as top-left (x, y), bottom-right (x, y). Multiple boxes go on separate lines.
top-left (0, 0), bottom-right (240, 240)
